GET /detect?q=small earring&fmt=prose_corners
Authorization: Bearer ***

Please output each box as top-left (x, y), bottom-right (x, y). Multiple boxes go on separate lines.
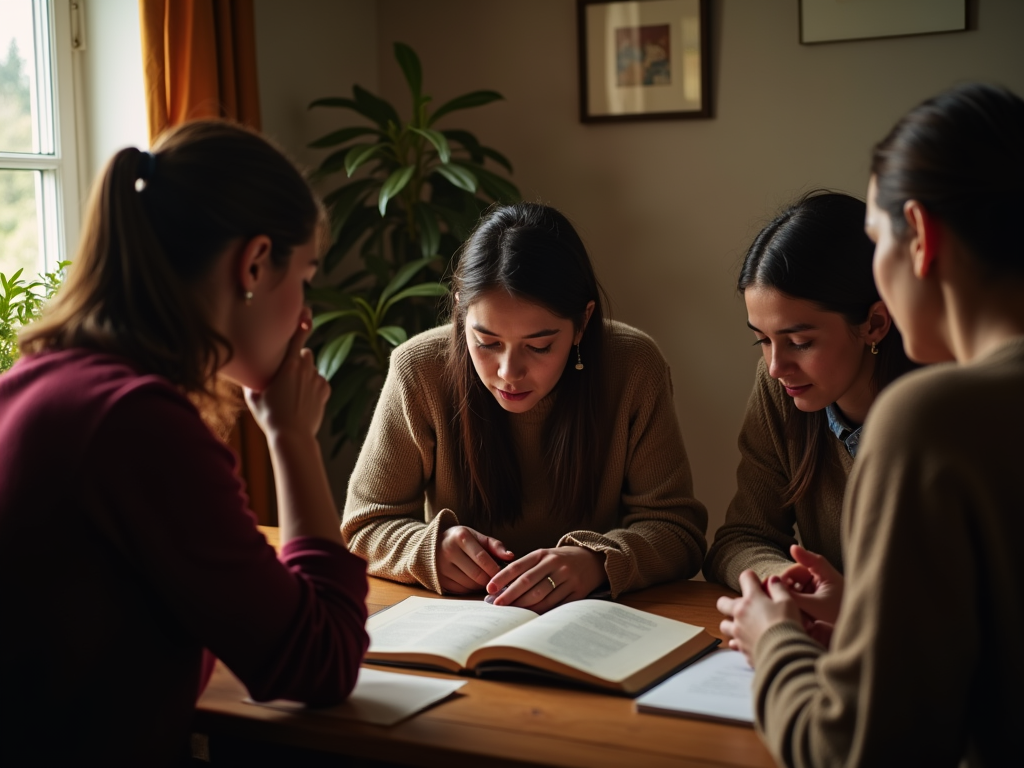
top-left (244, 290), bottom-right (253, 306)
top-left (870, 341), bottom-right (879, 355)
top-left (575, 344), bottom-right (584, 371)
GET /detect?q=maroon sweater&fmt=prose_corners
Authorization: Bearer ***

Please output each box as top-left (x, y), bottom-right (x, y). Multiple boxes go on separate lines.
top-left (0, 349), bottom-right (369, 766)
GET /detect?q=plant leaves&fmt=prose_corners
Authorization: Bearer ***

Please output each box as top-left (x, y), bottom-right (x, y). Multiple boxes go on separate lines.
top-left (345, 387), bottom-right (374, 445)
top-left (344, 144), bottom-right (383, 177)
top-left (353, 84), bottom-right (402, 129)
top-left (324, 205), bottom-right (380, 274)
top-left (453, 161), bottom-right (520, 202)
top-left (377, 325), bottom-right (408, 347)
top-left (433, 163), bottom-right (477, 193)
top-left (325, 364), bottom-right (375, 421)
top-left (323, 179), bottom-right (377, 239)
top-left (308, 96), bottom-right (359, 110)
top-left (410, 127), bottom-right (451, 163)
top-left (394, 43), bottom-right (422, 104)
top-left (317, 331), bottom-right (357, 381)
top-left (414, 203), bottom-right (441, 258)
top-left (309, 125), bottom-right (381, 149)
top-left (441, 129), bottom-right (482, 162)
top-left (311, 308), bottom-right (362, 332)
top-left (378, 165), bottom-right (416, 217)
top-left (428, 90), bottom-right (504, 126)
top-left (378, 255), bottom-right (439, 308)
top-left (479, 146), bottom-right (514, 173)
top-left (381, 281), bottom-right (449, 318)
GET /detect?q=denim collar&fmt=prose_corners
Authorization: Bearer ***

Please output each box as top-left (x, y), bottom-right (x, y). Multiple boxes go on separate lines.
top-left (825, 404), bottom-right (862, 459)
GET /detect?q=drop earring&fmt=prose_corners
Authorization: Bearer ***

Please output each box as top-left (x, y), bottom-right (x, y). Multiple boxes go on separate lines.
top-left (870, 341), bottom-right (878, 355)
top-left (575, 344), bottom-right (584, 371)
top-left (244, 290), bottom-right (253, 306)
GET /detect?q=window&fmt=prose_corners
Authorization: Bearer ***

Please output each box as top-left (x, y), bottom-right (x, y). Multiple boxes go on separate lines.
top-left (0, 0), bottom-right (80, 280)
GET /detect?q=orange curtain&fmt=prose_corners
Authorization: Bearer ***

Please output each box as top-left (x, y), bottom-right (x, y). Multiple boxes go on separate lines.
top-left (139, 0), bottom-right (274, 525)
top-left (139, 0), bottom-right (262, 144)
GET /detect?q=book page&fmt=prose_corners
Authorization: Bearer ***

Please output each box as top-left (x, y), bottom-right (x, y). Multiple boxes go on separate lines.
top-left (634, 649), bottom-right (754, 725)
top-left (367, 596), bottom-right (536, 668)
top-left (474, 600), bottom-right (704, 682)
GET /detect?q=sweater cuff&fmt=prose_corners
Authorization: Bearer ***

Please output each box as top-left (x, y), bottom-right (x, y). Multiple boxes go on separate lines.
top-left (556, 531), bottom-right (619, 596)
top-left (417, 507), bottom-right (460, 594)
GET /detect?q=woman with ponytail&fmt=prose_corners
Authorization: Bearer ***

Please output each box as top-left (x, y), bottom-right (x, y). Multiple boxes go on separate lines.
top-left (343, 202), bottom-right (707, 613)
top-left (0, 121), bottom-right (368, 766)
top-left (718, 84), bottom-right (1024, 767)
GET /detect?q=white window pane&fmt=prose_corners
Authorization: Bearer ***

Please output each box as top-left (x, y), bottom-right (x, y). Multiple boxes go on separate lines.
top-left (0, 168), bottom-right (41, 279)
top-left (0, 0), bottom-right (53, 155)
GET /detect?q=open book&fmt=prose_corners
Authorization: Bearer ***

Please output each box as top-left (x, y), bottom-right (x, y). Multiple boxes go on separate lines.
top-left (365, 596), bottom-right (719, 696)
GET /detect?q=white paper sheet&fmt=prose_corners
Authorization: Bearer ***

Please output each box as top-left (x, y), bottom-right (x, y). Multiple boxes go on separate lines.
top-left (244, 667), bottom-right (466, 726)
top-left (634, 649), bottom-right (755, 726)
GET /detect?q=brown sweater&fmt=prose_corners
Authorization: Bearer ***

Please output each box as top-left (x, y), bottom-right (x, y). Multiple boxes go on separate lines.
top-left (342, 321), bottom-right (708, 597)
top-left (753, 336), bottom-right (1024, 768)
top-left (704, 359), bottom-right (851, 590)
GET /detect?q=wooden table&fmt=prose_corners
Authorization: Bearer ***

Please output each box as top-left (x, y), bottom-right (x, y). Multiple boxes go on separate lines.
top-left (194, 528), bottom-right (776, 768)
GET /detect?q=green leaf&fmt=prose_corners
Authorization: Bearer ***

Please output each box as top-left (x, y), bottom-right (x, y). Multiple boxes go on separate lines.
top-left (345, 387), bottom-right (374, 445)
top-left (441, 129), bottom-right (482, 161)
top-left (378, 165), bottom-right (416, 217)
top-left (453, 161), bottom-right (520, 202)
top-left (378, 255), bottom-right (439, 307)
top-left (377, 325), bottom-right (408, 348)
top-left (410, 127), bottom-right (451, 163)
top-left (479, 146), bottom-right (514, 173)
top-left (308, 125), bottom-right (381, 149)
top-left (344, 144), bottom-right (383, 177)
top-left (433, 164), bottom-right (477, 193)
top-left (308, 96), bottom-right (359, 110)
top-left (311, 309), bottom-right (362, 332)
top-left (317, 331), bottom-right (357, 381)
top-left (428, 90), bottom-right (503, 126)
top-left (414, 203), bottom-right (441, 258)
top-left (394, 43), bottom-right (422, 104)
top-left (381, 281), bottom-right (449, 318)
top-left (353, 84), bottom-right (401, 129)
top-left (324, 206), bottom-right (379, 273)
top-left (305, 287), bottom-right (356, 310)
top-left (323, 179), bottom-right (377, 239)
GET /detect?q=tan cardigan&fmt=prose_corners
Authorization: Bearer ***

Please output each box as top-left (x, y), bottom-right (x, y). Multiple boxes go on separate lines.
top-left (342, 321), bottom-right (707, 597)
top-left (753, 336), bottom-right (1024, 767)
top-left (703, 359), bottom-right (851, 590)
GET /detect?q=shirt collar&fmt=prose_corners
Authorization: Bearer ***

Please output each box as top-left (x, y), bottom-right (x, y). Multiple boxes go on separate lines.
top-left (825, 403), bottom-right (862, 459)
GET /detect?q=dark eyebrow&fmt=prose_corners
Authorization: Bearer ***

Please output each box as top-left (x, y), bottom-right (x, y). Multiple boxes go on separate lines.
top-left (472, 323), bottom-right (561, 339)
top-left (747, 321), bottom-right (816, 335)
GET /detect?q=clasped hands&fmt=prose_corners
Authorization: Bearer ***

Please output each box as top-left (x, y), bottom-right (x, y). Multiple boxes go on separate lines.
top-left (716, 544), bottom-right (844, 666)
top-left (437, 525), bottom-right (606, 613)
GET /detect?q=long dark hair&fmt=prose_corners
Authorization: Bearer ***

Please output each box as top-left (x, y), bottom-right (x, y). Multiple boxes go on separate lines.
top-left (872, 83), bottom-right (1024, 278)
top-left (20, 120), bottom-right (323, 432)
top-left (444, 203), bottom-right (606, 529)
top-left (738, 190), bottom-right (917, 505)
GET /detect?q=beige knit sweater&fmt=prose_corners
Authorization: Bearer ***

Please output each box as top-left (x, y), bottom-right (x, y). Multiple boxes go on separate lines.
top-left (342, 321), bottom-right (708, 597)
top-left (703, 358), bottom-right (851, 590)
top-left (753, 336), bottom-right (1024, 767)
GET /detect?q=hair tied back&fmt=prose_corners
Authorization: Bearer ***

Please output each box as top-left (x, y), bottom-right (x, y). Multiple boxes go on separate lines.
top-left (137, 150), bottom-right (157, 184)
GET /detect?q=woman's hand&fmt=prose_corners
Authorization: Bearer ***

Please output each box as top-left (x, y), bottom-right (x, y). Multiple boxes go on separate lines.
top-left (717, 570), bottom-right (803, 666)
top-left (437, 526), bottom-right (515, 594)
top-left (487, 546), bottom-right (606, 613)
top-left (778, 544), bottom-right (845, 626)
top-left (244, 308), bottom-right (328, 441)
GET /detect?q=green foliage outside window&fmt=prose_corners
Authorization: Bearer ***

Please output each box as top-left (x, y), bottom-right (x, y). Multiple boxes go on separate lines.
top-left (0, 262), bottom-right (69, 373)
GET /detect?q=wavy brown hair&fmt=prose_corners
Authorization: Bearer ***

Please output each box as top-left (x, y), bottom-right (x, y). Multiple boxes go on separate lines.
top-left (20, 120), bottom-right (322, 434)
top-left (444, 203), bottom-right (606, 529)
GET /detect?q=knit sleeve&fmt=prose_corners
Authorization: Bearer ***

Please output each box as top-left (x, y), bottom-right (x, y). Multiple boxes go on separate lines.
top-left (704, 360), bottom-right (801, 589)
top-left (341, 334), bottom-right (457, 593)
top-left (559, 335), bottom-right (707, 597)
top-left (752, 376), bottom-right (983, 768)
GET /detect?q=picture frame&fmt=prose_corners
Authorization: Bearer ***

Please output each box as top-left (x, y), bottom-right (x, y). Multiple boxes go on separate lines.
top-left (800, 0), bottom-right (967, 45)
top-left (577, 0), bottom-right (711, 123)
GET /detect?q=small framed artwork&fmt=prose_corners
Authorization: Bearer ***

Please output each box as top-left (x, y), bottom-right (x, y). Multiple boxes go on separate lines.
top-left (578, 0), bottom-right (711, 123)
top-left (800, 0), bottom-right (967, 45)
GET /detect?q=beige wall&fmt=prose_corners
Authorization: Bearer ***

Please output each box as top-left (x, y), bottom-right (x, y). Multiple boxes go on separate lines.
top-left (256, 1), bottom-right (1024, 538)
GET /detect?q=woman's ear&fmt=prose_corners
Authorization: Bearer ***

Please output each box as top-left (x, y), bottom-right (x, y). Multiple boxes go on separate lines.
top-left (575, 300), bottom-right (597, 344)
top-left (863, 299), bottom-right (893, 345)
top-left (236, 235), bottom-right (273, 299)
top-left (904, 200), bottom-right (942, 279)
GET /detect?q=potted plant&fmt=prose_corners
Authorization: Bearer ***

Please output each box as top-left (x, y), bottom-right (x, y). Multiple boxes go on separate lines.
top-left (0, 262), bottom-right (68, 374)
top-left (307, 42), bottom-right (520, 452)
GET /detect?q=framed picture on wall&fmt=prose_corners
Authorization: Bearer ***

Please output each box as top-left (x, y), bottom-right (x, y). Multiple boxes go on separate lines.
top-left (800, 0), bottom-right (967, 44)
top-left (577, 0), bottom-right (711, 123)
